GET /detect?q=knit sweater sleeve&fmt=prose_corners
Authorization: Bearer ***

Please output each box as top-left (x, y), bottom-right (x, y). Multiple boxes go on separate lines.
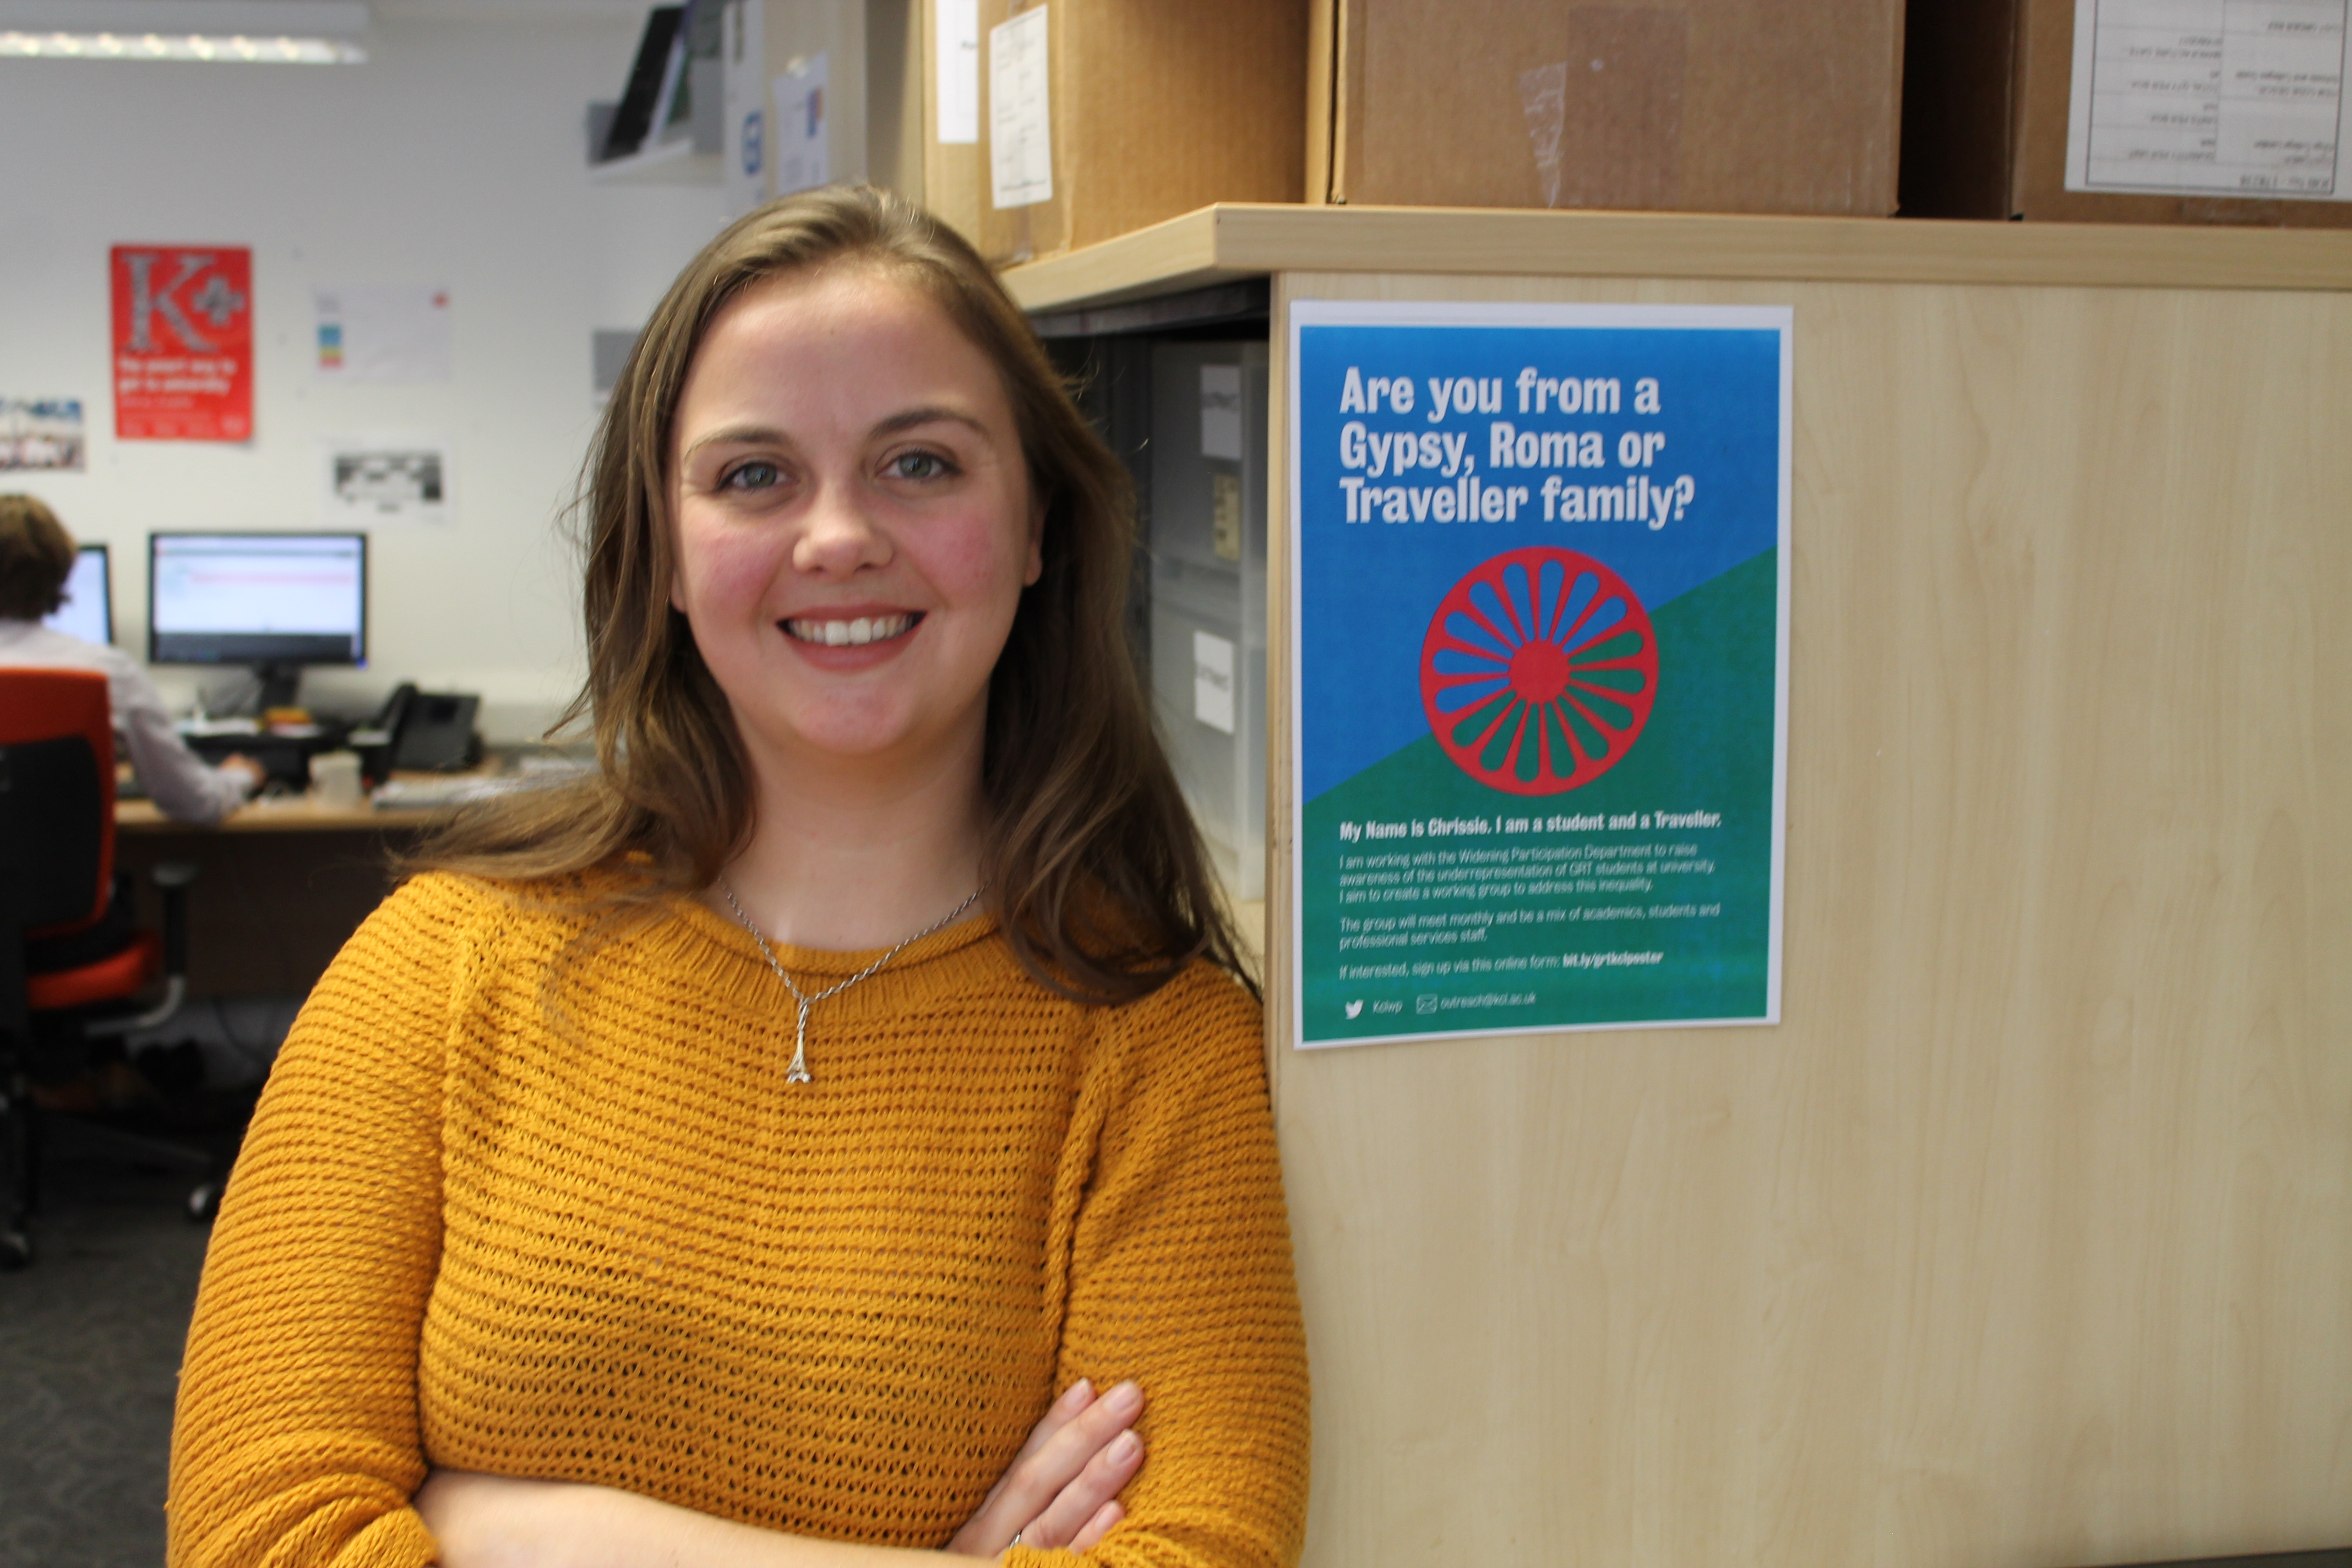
top-left (1033, 966), bottom-right (1311, 1568)
top-left (167, 875), bottom-right (469, 1568)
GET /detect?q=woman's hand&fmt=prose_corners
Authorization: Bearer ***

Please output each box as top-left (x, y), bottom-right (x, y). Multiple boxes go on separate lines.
top-left (946, 1379), bottom-right (1146, 1559)
top-left (413, 1382), bottom-right (1145, 1568)
top-left (416, 1469), bottom-right (578, 1568)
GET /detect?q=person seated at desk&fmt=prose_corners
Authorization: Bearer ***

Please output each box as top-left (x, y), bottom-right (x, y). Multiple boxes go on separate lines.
top-left (0, 493), bottom-right (262, 825)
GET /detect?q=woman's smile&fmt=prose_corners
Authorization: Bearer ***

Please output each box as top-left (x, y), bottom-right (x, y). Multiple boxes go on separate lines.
top-left (781, 611), bottom-right (921, 647)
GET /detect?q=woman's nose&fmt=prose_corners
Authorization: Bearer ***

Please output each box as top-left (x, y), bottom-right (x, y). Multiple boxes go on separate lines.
top-left (791, 482), bottom-right (890, 575)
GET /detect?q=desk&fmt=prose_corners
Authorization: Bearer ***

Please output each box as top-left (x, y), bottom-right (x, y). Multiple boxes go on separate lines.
top-left (115, 794), bottom-right (443, 998)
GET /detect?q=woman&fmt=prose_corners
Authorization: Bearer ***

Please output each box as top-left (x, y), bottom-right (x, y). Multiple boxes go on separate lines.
top-left (166, 188), bottom-right (1309, 1567)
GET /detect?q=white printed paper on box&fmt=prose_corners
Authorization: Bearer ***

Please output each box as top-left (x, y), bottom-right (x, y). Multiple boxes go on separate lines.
top-left (772, 52), bottom-right (830, 198)
top-left (1194, 629), bottom-right (1237, 734)
top-left (2065, 0), bottom-right (2351, 199)
top-left (937, 0), bottom-right (979, 144)
top-left (1200, 364), bottom-right (1244, 460)
top-left (989, 7), bottom-right (1052, 209)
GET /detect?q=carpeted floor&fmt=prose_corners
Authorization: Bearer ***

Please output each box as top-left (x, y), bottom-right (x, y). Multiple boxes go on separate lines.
top-left (0, 1100), bottom-right (251, 1568)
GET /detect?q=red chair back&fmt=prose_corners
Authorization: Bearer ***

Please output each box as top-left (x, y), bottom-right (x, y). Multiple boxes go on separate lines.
top-left (0, 668), bottom-right (116, 937)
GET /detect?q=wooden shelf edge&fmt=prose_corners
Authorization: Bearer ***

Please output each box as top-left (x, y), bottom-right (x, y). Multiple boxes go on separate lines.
top-left (1000, 204), bottom-right (2352, 313)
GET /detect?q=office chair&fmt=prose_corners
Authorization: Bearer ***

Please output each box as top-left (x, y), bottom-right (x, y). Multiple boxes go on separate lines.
top-left (0, 667), bottom-right (205, 1270)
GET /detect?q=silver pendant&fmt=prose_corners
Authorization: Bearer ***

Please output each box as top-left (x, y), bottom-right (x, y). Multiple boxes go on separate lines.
top-left (787, 998), bottom-right (813, 1085)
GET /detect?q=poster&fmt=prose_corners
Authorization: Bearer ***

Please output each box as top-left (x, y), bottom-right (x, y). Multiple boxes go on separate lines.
top-left (314, 286), bottom-right (452, 383)
top-left (320, 433), bottom-right (452, 525)
top-left (1, 398), bottom-right (85, 471)
top-left (722, 0), bottom-right (767, 216)
top-left (1290, 300), bottom-right (1791, 1049)
top-left (770, 52), bottom-right (829, 197)
top-left (111, 244), bottom-right (252, 442)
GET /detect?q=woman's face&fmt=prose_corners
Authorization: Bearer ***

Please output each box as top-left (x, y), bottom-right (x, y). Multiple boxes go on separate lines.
top-left (667, 265), bottom-right (1041, 791)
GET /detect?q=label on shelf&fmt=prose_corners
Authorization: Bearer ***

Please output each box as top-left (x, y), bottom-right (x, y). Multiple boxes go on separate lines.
top-left (1201, 364), bottom-right (1244, 459)
top-left (1194, 629), bottom-right (1237, 735)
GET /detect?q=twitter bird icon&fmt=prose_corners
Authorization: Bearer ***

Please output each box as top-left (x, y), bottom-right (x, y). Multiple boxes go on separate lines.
top-left (1344, 999), bottom-right (1364, 1019)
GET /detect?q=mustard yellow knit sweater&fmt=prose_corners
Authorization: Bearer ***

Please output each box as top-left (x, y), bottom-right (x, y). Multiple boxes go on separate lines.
top-left (167, 873), bottom-right (1309, 1567)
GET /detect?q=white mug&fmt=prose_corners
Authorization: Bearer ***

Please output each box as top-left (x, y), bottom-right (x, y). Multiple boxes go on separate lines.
top-left (309, 749), bottom-right (365, 808)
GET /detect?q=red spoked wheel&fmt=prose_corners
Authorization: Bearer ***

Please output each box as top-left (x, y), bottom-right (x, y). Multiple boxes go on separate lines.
top-left (1418, 547), bottom-right (1658, 796)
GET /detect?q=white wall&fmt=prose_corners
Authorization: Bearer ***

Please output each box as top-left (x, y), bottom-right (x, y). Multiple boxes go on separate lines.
top-left (0, 2), bottom-right (731, 740)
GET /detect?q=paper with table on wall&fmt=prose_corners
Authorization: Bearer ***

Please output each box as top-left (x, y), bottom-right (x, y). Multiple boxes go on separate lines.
top-left (313, 286), bottom-right (452, 384)
top-left (318, 433), bottom-right (453, 526)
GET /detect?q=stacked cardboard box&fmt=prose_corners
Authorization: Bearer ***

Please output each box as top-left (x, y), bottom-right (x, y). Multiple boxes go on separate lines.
top-left (966, 0), bottom-right (1309, 264)
top-left (1903, 0), bottom-right (2352, 226)
top-left (1308, 0), bottom-right (1905, 216)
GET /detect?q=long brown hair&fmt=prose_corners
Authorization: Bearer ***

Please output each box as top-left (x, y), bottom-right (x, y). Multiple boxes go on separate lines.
top-left (411, 187), bottom-right (1249, 1003)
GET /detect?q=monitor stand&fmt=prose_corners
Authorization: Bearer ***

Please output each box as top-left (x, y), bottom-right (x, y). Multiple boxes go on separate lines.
top-left (253, 662), bottom-right (304, 711)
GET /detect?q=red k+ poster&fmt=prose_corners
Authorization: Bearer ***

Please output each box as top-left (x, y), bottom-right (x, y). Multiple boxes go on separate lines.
top-left (111, 246), bottom-right (253, 442)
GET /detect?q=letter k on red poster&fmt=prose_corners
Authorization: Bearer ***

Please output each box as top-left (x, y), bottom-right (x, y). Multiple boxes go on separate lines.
top-left (111, 245), bottom-right (253, 442)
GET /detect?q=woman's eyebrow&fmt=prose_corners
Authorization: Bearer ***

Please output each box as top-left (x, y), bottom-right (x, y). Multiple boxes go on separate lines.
top-left (871, 405), bottom-right (991, 440)
top-left (680, 424), bottom-right (788, 465)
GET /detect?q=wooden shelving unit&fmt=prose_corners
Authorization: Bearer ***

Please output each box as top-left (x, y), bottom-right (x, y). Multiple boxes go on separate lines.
top-left (1001, 202), bottom-right (2352, 311)
top-left (1010, 204), bottom-right (2352, 1568)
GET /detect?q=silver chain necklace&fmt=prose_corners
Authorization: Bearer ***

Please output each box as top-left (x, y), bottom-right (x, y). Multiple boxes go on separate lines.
top-left (718, 878), bottom-right (986, 1085)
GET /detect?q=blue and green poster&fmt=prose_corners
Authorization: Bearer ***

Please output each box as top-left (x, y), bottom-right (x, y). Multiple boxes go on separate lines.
top-left (1289, 301), bottom-right (1790, 1048)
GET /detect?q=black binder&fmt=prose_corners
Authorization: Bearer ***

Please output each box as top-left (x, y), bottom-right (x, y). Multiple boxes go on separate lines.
top-left (598, 6), bottom-right (684, 162)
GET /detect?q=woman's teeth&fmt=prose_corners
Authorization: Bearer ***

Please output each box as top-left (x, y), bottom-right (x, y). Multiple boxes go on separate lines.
top-left (785, 613), bottom-right (917, 647)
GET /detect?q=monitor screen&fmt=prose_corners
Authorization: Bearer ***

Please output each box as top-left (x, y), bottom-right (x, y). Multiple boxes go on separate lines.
top-left (43, 544), bottom-right (112, 646)
top-left (148, 532), bottom-right (367, 668)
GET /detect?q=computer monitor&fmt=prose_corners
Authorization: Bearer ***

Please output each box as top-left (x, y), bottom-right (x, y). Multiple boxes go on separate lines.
top-left (43, 543), bottom-right (112, 646)
top-left (148, 532), bottom-right (367, 709)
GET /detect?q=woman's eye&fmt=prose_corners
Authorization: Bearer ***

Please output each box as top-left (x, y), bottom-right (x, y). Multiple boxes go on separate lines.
top-left (888, 450), bottom-right (952, 481)
top-left (721, 460), bottom-right (782, 492)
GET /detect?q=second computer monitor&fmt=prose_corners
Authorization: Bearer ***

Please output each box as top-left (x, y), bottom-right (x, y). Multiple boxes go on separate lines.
top-left (43, 543), bottom-right (112, 646)
top-left (149, 532), bottom-right (367, 706)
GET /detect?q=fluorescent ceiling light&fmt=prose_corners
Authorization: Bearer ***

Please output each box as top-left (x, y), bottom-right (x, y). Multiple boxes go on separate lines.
top-left (0, 0), bottom-right (368, 61)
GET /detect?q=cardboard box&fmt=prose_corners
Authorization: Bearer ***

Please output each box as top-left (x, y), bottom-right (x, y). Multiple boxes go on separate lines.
top-left (1901, 0), bottom-right (2352, 226)
top-left (974, 0), bottom-right (1308, 265)
top-left (1308, 0), bottom-right (1904, 215)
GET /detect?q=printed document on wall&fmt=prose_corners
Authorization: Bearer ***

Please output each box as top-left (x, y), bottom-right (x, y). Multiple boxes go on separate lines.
top-left (772, 51), bottom-right (830, 198)
top-left (319, 432), bottom-right (453, 526)
top-left (314, 286), bottom-right (452, 384)
top-left (1289, 300), bottom-right (1792, 1050)
top-left (722, 0), bottom-right (769, 215)
top-left (2066, 0), bottom-right (2349, 198)
top-left (989, 6), bottom-right (1052, 208)
top-left (1, 399), bottom-right (84, 471)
